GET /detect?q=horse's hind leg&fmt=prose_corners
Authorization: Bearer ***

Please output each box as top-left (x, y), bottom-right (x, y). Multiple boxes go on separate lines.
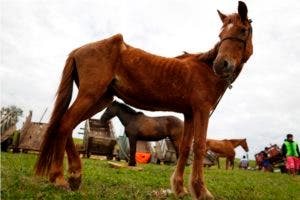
top-left (65, 134), bottom-right (82, 190)
top-left (66, 93), bottom-right (113, 190)
top-left (49, 90), bottom-right (112, 190)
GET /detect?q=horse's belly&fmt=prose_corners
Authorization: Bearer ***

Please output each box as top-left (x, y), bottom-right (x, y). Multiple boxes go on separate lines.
top-left (112, 77), bottom-right (189, 113)
top-left (112, 84), bottom-right (187, 113)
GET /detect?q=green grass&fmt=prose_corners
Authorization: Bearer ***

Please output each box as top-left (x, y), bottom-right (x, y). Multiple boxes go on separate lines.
top-left (1, 152), bottom-right (300, 200)
top-left (73, 137), bottom-right (83, 145)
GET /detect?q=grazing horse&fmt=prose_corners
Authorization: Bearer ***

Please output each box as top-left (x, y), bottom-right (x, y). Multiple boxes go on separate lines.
top-left (35, 2), bottom-right (253, 199)
top-left (206, 138), bottom-right (249, 170)
top-left (99, 100), bottom-right (183, 166)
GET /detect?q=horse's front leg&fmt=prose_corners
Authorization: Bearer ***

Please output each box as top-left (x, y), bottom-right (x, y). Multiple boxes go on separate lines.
top-left (128, 135), bottom-right (137, 166)
top-left (226, 158), bottom-right (229, 170)
top-left (189, 110), bottom-right (214, 200)
top-left (171, 114), bottom-right (193, 197)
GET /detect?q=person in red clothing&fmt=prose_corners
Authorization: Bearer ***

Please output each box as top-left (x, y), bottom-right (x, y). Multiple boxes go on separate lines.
top-left (281, 134), bottom-right (300, 175)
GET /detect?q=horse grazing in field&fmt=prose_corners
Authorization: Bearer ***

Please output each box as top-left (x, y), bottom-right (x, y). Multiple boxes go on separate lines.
top-left (99, 101), bottom-right (183, 166)
top-left (35, 2), bottom-right (252, 199)
top-left (206, 138), bottom-right (249, 170)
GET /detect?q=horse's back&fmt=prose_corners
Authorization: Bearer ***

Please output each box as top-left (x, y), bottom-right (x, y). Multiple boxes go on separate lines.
top-left (71, 34), bottom-right (126, 64)
top-left (206, 139), bottom-right (235, 156)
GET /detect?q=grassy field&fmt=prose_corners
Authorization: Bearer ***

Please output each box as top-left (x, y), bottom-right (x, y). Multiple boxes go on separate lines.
top-left (1, 152), bottom-right (300, 200)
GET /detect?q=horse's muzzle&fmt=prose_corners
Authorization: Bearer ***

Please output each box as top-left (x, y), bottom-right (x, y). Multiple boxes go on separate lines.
top-left (213, 59), bottom-right (234, 78)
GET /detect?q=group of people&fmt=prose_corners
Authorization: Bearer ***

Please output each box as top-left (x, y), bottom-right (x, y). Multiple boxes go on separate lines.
top-left (240, 133), bottom-right (299, 176)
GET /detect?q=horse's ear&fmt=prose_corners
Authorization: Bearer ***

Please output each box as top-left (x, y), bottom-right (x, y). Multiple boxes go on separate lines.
top-left (217, 10), bottom-right (226, 22)
top-left (238, 1), bottom-right (248, 22)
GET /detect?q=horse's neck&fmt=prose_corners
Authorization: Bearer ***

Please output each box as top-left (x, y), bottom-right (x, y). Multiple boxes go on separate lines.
top-left (229, 140), bottom-right (242, 148)
top-left (100, 110), bottom-right (116, 123)
top-left (115, 108), bottom-right (138, 127)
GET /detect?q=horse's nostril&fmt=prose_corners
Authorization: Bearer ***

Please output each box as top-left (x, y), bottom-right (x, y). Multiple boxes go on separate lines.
top-left (223, 60), bottom-right (230, 70)
top-left (223, 60), bottom-right (228, 68)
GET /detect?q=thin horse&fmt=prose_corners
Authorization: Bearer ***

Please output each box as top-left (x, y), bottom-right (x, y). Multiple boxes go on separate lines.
top-left (35, 2), bottom-right (253, 199)
top-left (99, 100), bottom-right (183, 166)
top-left (206, 138), bottom-right (249, 170)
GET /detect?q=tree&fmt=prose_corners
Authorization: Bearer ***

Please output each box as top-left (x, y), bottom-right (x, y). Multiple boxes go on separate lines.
top-left (1, 105), bottom-right (23, 133)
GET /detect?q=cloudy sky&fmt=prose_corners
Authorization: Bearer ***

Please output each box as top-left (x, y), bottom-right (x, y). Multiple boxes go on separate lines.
top-left (1, 0), bottom-right (300, 159)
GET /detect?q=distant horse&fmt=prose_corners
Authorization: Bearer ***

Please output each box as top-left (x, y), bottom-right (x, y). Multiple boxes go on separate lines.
top-left (35, 2), bottom-right (252, 199)
top-left (206, 138), bottom-right (249, 169)
top-left (99, 101), bottom-right (183, 166)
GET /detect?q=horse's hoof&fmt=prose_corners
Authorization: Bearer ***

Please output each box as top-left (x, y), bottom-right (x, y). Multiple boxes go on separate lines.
top-left (68, 173), bottom-right (82, 191)
top-left (199, 189), bottom-right (214, 200)
top-left (170, 173), bottom-right (188, 197)
top-left (177, 187), bottom-right (188, 197)
top-left (53, 178), bottom-right (71, 190)
top-left (190, 187), bottom-right (214, 200)
top-left (55, 183), bottom-right (71, 191)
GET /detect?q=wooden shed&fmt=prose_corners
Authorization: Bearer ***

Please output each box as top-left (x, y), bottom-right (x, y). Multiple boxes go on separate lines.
top-left (18, 111), bottom-right (48, 151)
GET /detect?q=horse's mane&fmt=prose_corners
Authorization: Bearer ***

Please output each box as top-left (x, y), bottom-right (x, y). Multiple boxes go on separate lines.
top-left (198, 42), bottom-right (220, 65)
top-left (176, 42), bottom-right (220, 66)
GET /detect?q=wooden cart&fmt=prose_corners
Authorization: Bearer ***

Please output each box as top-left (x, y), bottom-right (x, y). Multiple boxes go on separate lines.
top-left (78, 119), bottom-right (116, 159)
top-left (255, 144), bottom-right (285, 172)
top-left (154, 138), bottom-right (217, 166)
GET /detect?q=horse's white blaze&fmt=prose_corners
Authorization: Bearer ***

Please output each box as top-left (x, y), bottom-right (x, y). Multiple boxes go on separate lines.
top-left (220, 23), bottom-right (234, 34)
top-left (227, 23), bottom-right (234, 30)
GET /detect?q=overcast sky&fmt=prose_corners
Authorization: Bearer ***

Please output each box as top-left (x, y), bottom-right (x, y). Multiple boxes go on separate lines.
top-left (1, 0), bottom-right (300, 159)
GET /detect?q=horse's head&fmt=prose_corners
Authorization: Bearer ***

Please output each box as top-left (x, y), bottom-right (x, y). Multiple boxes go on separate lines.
top-left (213, 1), bottom-right (253, 82)
top-left (240, 138), bottom-right (249, 152)
top-left (100, 100), bottom-right (140, 125)
top-left (99, 101), bottom-right (120, 123)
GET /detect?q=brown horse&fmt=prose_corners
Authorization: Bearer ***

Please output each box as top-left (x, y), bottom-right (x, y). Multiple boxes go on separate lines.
top-left (206, 138), bottom-right (249, 170)
top-left (35, 2), bottom-right (253, 199)
top-left (99, 100), bottom-right (183, 166)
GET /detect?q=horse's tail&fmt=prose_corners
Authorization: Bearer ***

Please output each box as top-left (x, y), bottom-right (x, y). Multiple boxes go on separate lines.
top-left (35, 53), bottom-right (76, 176)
